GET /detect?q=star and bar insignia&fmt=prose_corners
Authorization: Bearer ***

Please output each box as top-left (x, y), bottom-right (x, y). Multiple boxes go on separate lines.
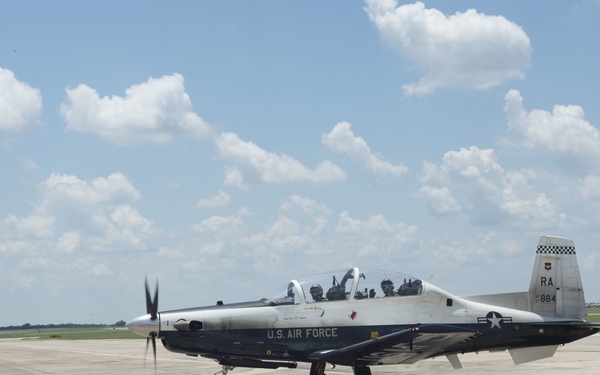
top-left (477, 311), bottom-right (513, 329)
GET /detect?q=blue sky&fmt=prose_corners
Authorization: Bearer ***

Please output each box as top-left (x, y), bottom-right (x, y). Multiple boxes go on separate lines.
top-left (1, 0), bottom-right (600, 326)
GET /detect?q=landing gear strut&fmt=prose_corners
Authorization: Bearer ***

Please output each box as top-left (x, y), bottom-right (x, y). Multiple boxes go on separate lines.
top-left (214, 365), bottom-right (234, 375)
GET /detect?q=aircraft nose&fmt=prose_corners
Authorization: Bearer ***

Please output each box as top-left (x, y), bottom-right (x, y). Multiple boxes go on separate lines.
top-left (126, 314), bottom-right (160, 337)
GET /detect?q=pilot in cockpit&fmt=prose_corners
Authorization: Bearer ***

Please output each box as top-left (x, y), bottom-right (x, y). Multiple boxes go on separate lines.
top-left (310, 284), bottom-right (326, 302)
top-left (380, 279), bottom-right (396, 296)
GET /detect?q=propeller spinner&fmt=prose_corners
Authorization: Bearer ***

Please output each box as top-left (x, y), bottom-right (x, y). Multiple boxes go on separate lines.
top-left (126, 278), bottom-right (160, 369)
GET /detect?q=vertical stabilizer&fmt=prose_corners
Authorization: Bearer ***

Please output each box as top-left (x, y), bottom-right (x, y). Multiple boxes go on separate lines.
top-left (528, 235), bottom-right (587, 319)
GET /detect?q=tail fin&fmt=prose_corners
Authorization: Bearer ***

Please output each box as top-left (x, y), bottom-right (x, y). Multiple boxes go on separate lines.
top-left (528, 235), bottom-right (587, 319)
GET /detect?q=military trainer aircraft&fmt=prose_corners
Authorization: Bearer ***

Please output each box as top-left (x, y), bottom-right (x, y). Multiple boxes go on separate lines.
top-left (127, 235), bottom-right (600, 374)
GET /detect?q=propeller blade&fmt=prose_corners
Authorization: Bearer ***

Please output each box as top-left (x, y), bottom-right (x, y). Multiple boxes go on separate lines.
top-left (151, 333), bottom-right (157, 369)
top-left (144, 336), bottom-right (150, 367)
top-left (145, 277), bottom-right (159, 320)
top-left (151, 281), bottom-right (159, 320)
top-left (145, 278), bottom-right (152, 315)
top-left (142, 278), bottom-right (159, 371)
top-left (143, 334), bottom-right (158, 371)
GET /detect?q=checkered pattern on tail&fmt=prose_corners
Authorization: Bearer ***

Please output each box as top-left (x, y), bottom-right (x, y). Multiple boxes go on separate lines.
top-left (536, 245), bottom-right (575, 255)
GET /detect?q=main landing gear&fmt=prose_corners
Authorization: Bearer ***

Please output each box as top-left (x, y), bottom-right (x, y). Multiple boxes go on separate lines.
top-left (309, 362), bottom-right (327, 375)
top-left (309, 362), bottom-right (372, 375)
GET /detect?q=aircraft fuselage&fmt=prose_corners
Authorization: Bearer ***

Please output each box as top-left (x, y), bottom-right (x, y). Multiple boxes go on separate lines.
top-left (127, 237), bottom-right (600, 374)
top-left (142, 280), bottom-right (592, 367)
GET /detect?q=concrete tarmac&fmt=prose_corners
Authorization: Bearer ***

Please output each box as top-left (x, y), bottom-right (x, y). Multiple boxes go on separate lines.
top-left (1, 335), bottom-right (599, 375)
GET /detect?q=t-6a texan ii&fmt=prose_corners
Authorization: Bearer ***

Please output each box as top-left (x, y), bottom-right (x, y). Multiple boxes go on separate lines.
top-left (127, 235), bottom-right (600, 374)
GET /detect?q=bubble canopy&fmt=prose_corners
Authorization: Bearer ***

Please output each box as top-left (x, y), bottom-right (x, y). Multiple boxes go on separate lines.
top-left (265, 267), bottom-right (423, 305)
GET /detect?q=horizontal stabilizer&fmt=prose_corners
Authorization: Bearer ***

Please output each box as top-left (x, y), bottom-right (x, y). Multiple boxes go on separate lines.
top-left (509, 345), bottom-right (558, 365)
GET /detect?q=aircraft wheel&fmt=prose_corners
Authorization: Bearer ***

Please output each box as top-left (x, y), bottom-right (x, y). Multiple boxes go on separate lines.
top-left (309, 362), bottom-right (327, 375)
top-left (352, 366), bottom-right (372, 375)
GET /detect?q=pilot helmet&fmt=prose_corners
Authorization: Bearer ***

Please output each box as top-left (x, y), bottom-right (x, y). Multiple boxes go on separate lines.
top-left (310, 284), bottom-right (323, 298)
top-left (381, 279), bottom-right (395, 296)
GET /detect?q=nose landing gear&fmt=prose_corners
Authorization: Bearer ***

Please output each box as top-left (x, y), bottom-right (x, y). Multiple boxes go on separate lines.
top-left (214, 365), bottom-right (234, 375)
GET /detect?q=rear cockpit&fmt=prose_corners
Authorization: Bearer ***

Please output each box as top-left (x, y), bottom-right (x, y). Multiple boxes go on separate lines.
top-left (266, 267), bottom-right (423, 305)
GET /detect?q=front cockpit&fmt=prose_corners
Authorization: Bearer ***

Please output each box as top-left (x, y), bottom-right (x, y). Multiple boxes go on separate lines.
top-left (265, 267), bottom-right (423, 305)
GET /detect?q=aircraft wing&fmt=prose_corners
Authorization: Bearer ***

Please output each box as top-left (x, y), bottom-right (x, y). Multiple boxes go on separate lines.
top-left (307, 325), bottom-right (477, 367)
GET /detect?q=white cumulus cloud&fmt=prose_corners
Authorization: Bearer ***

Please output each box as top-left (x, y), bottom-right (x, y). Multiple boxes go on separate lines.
top-left (196, 190), bottom-right (231, 208)
top-left (420, 147), bottom-right (561, 227)
top-left (0, 214), bottom-right (54, 241)
top-left (0, 67), bottom-right (42, 141)
top-left (504, 89), bottom-right (600, 175)
top-left (280, 195), bottom-right (332, 217)
top-left (59, 73), bottom-right (211, 146)
top-left (215, 132), bottom-right (346, 188)
top-left (418, 186), bottom-right (460, 215)
top-left (34, 172), bottom-right (155, 252)
top-left (55, 231), bottom-right (81, 253)
top-left (335, 211), bottom-right (419, 258)
top-left (364, 0), bottom-right (531, 96)
top-left (38, 172), bottom-right (141, 216)
top-left (322, 121), bottom-right (408, 179)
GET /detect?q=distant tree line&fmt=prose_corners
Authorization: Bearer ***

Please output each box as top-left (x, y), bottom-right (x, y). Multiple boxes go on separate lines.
top-left (0, 321), bottom-right (127, 331)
